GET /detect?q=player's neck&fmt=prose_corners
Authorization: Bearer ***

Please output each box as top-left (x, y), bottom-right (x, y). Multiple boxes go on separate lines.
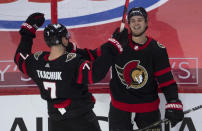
top-left (132, 34), bottom-right (147, 45)
top-left (48, 45), bottom-right (66, 61)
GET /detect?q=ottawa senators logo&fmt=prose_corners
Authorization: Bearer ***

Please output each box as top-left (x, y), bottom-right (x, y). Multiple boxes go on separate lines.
top-left (115, 60), bottom-right (148, 89)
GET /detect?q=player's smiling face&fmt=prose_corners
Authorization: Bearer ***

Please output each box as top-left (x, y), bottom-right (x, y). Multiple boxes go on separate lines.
top-left (129, 16), bottom-right (147, 37)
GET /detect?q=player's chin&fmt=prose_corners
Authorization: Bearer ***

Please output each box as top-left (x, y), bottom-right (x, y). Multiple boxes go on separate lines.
top-left (131, 32), bottom-right (142, 37)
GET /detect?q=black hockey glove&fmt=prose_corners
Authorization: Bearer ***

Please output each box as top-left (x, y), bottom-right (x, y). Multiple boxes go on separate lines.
top-left (112, 27), bottom-right (128, 47)
top-left (107, 38), bottom-right (123, 55)
top-left (20, 12), bottom-right (45, 38)
top-left (165, 99), bottom-right (184, 127)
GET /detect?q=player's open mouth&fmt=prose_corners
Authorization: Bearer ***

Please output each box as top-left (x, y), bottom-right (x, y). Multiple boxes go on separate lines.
top-left (133, 26), bottom-right (141, 30)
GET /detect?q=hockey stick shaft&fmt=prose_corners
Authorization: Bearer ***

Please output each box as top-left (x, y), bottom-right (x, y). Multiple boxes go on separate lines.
top-left (183, 104), bottom-right (202, 114)
top-left (135, 105), bottom-right (202, 131)
top-left (120, 0), bottom-right (129, 32)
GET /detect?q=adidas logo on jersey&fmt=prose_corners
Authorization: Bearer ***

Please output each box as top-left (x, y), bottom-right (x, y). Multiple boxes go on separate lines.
top-left (45, 63), bottom-right (50, 68)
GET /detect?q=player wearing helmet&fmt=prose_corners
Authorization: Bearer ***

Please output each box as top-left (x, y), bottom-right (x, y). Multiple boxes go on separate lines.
top-left (14, 13), bottom-right (123, 131)
top-left (108, 7), bottom-right (184, 130)
top-left (67, 7), bottom-right (184, 130)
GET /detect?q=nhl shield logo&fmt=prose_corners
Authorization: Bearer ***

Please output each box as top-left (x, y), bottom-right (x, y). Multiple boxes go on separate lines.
top-left (115, 60), bottom-right (148, 89)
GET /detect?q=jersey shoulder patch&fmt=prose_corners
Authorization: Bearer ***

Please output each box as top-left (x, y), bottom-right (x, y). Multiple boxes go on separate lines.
top-left (156, 41), bottom-right (165, 48)
top-left (34, 51), bottom-right (43, 60)
top-left (65, 53), bottom-right (77, 62)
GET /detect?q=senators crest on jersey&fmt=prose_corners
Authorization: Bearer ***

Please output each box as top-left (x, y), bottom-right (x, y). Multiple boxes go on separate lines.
top-left (115, 60), bottom-right (148, 89)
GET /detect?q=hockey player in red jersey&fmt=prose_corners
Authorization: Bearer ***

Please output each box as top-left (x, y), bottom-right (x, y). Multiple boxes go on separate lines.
top-left (67, 7), bottom-right (184, 130)
top-left (14, 13), bottom-right (123, 131)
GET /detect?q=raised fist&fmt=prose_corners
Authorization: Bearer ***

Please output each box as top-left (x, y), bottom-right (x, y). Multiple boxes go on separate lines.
top-left (112, 27), bottom-right (128, 47)
top-left (20, 12), bottom-right (45, 37)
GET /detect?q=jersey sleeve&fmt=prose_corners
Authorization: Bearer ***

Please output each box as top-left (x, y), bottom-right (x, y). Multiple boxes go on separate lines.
top-left (66, 42), bottom-right (98, 61)
top-left (67, 38), bottom-right (123, 61)
top-left (152, 42), bottom-right (179, 102)
top-left (14, 35), bottom-right (34, 76)
top-left (75, 39), bottom-right (123, 84)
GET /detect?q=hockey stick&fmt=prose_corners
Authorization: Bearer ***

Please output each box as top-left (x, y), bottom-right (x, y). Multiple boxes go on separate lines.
top-left (120, 0), bottom-right (130, 32)
top-left (134, 105), bottom-right (202, 131)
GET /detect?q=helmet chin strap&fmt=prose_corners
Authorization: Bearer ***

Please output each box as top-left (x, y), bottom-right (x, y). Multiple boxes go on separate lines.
top-left (132, 26), bottom-right (148, 37)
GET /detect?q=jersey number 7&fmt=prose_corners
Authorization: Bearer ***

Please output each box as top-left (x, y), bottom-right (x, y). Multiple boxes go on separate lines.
top-left (43, 81), bottom-right (57, 99)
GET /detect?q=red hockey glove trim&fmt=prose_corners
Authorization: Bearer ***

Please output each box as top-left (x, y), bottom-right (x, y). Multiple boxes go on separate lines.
top-left (108, 38), bottom-right (123, 54)
top-left (21, 22), bottom-right (36, 34)
top-left (166, 102), bottom-right (183, 110)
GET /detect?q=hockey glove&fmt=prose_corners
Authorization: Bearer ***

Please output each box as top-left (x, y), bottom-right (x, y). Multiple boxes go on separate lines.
top-left (165, 99), bottom-right (184, 127)
top-left (112, 27), bottom-right (128, 47)
top-left (20, 12), bottom-right (45, 38)
top-left (107, 37), bottom-right (123, 55)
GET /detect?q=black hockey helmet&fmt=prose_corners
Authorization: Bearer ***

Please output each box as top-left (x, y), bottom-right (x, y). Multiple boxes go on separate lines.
top-left (128, 7), bottom-right (148, 23)
top-left (44, 23), bottom-right (70, 47)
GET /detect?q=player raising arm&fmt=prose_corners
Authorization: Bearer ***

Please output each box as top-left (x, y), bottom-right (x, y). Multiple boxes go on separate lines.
top-left (14, 13), bottom-right (123, 131)
top-left (66, 7), bottom-right (184, 131)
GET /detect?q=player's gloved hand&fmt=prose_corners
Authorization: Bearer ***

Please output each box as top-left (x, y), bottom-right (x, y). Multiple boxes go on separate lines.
top-left (107, 38), bottom-right (123, 55)
top-left (106, 27), bottom-right (128, 55)
top-left (20, 12), bottom-right (45, 38)
top-left (112, 27), bottom-right (128, 47)
top-left (165, 99), bottom-right (184, 127)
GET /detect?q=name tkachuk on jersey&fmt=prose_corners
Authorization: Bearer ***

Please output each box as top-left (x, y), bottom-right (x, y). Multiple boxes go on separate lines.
top-left (36, 70), bottom-right (62, 80)
top-left (115, 60), bottom-right (148, 89)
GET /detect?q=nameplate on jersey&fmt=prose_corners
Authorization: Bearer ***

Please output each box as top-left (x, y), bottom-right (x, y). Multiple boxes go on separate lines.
top-left (36, 70), bottom-right (62, 80)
